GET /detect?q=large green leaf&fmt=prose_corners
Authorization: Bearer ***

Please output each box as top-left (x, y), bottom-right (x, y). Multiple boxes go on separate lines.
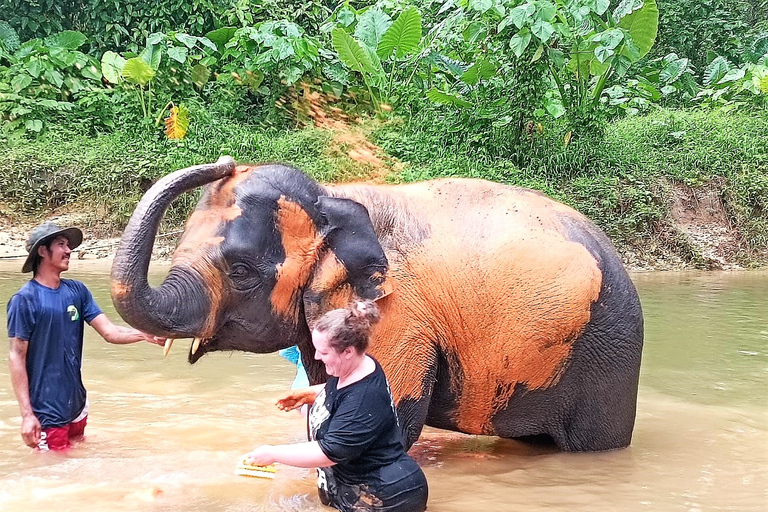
top-left (11, 74), bottom-right (33, 92)
top-left (531, 20), bottom-right (554, 42)
top-left (612, 0), bottom-right (644, 22)
top-left (0, 21), bottom-right (20, 51)
top-left (471, 0), bottom-right (493, 13)
top-left (167, 46), bottom-right (188, 64)
top-left (191, 64), bottom-right (210, 89)
top-left (757, 74), bottom-right (768, 94)
top-left (45, 30), bottom-right (87, 50)
top-left (140, 44), bottom-right (162, 70)
top-left (426, 88), bottom-right (471, 107)
top-left (509, 3), bottom-right (535, 30)
top-left (49, 47), bottom-right (77, 67)
top-left (331, 28), bottom-right (375, 74)
top-left (510, 28), bottom-right (532, 58)
top-left (377, 7), bottom-right (422, 60)
top-left (26, 58), bottom-right (43, 78)
top-left (147, 33), bottom-right (165, 45)
top-left (175, 33), bottom-right (198, 49)
top-left (101, 51), bottom-right (126, 84)
top-left (81, 64), bottom-right (102, 81)
top-left (463, 21), bottom-right (487, 44)
top-left (751, 34), bottom-right (768, 62)
top-left (461, 59), bottom-right (496, 85)
top-left (355, 8), bottom-right (392, 50)
top-left (206, 27), bottom-right (237, 49)
top-left (704, 56), bottom-right (729, 86)
top-left (659, 56), bottom-right (688, 83)
top-left (536, 1), bottom-right (557, 21)
top-left (122, 57), bottom-right (155, 85)
top-left (362, 44), bottom-right (386, 87)
top-left (618, 0), bottom-right (658, 60)
top-left (198, 37), bottom-right (217, 52)
top-left (44, 69), bottom-right (64, 88)
top-left (425, 52), bottom-right (468, 77)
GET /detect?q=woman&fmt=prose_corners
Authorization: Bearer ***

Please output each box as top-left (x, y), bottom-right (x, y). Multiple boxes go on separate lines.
top-left (245, 301), bottom-right (428, 512)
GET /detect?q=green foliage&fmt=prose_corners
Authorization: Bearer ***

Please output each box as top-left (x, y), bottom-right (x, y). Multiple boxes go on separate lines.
top-left (100, 31), bottom-right (217, 120)
top-left (724, 165), bottom-right (768, 250)
top-left (0, 29), bottom-right (103, 135)
top-left (653, 0), bottom-right (765, 70)
top-left (220, 21), bottom-right (320, 93)
top-left (1, 0), bottom-right (232, 52)
top-left (0, 112), bottom-right (345, 224)
top-left (375, 107), bottom-right (768, 258)
top-left (328, 4), bottom-right (428, 109)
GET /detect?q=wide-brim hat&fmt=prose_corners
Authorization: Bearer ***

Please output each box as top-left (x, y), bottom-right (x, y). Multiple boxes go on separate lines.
top-left (22, 221), bottom-right (83, 273)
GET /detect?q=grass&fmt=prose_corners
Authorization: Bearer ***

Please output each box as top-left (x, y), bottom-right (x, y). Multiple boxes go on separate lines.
top-left (1, 106), bottom-right (766, 266)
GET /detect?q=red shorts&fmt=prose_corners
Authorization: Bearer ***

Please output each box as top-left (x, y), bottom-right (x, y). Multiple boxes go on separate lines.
top-left (38, 416), bottom-right (88, 452)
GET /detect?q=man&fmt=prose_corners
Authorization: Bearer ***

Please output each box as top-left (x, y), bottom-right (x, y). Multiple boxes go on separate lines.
top-left (7, 221), bottom-right (164, 451)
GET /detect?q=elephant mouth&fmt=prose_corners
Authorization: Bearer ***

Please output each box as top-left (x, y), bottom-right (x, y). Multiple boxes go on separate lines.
top-left (160, 337), bottom-right (214, 363)
top-left (188, 337), bottom-right (213, 364)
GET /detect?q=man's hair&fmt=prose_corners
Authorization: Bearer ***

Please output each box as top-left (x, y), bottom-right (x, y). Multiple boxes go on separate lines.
top-left (314, 301), bottom-right (381, 354)
top-left (32, 236), bottom-right (66, 276)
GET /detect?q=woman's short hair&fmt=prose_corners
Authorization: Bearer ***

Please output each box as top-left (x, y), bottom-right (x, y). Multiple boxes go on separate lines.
top-left (314, 300), bottom-right (381, 353)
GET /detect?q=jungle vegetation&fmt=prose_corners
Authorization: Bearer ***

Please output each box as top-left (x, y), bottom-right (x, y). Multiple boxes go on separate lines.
top-left (0, 0), bottom-right (766, 267)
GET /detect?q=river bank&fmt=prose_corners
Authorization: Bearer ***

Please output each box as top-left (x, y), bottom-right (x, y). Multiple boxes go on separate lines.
top-left (0, 204), bottom-right (764, 272)
top-left (1, 110), bottom-right (765, 271)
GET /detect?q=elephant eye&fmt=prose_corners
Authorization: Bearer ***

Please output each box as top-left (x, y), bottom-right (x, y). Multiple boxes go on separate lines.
top-left (229, 263), bottom-right (262, 291)
top-left (230, 264), bottom-right (249, 278)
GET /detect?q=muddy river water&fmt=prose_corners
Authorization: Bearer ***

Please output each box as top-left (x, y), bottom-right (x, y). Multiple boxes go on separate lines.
top-left (0, 262), bottom-right (765, 511)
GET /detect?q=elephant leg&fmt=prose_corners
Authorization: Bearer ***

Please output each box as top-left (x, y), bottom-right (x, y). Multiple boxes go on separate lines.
top-left (388, 345), bottom-right (439, 450)
top-left (490, 319), bottom-right (642, 452)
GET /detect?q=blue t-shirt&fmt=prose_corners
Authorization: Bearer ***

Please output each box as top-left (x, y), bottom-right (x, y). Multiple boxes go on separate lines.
top-left (7, 279), bottom-right (102, 428)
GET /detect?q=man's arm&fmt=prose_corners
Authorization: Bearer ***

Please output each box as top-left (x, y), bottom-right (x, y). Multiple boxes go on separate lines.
top-left (89, 313), bottom-right (165, 346)
top-left (9, 337), bottom-right (41, 448)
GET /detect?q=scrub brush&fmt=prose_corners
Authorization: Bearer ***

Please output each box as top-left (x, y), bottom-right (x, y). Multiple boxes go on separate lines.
top-left (235, 458), bottom-right (277, 479)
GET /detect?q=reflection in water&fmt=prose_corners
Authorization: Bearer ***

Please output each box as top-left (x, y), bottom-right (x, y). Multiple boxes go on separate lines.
top-left (0, 262), bottom-right (765, 511)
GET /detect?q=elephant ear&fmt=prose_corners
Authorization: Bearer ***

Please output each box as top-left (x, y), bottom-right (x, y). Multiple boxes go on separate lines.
top-left (303, 196), bottom-right (393, 327)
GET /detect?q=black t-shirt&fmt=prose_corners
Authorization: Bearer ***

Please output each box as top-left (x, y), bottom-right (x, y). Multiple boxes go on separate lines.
top-left (309, 357), bottom-right (427, 512)
top-left (310, 357), bottom-right (404, 483)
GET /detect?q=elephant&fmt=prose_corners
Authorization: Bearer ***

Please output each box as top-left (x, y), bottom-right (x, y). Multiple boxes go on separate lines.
top-left (111, 156), bottom-right (643, 452)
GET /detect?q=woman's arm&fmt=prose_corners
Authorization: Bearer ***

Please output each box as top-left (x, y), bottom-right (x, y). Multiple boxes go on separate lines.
top-left (275, 384), bottom-right (325, 411)
top-left (244, 441), bottom-right (335, 468)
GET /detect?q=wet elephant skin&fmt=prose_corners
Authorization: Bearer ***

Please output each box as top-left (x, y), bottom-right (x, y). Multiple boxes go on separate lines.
top-left (111, 158), bottom-right (644, 452)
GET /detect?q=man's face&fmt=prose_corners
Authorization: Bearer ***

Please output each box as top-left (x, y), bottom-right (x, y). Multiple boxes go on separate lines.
top-left (39, 235), bottom-right (72, 272)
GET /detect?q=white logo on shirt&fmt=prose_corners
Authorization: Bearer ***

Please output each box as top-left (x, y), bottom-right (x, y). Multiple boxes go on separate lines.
top-left (308, 387), bottom-right (330, 440)
top-left (67, 305), bottom-right (79, 321)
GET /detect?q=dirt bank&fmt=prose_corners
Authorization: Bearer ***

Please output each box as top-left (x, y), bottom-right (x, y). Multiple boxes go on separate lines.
top-left (0, 211), bottom-right (179, 268)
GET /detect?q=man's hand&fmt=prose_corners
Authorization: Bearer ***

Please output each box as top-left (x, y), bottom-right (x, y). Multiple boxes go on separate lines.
top-left (140, 333), bottom-right (167, 346)
top-left (275, 387), bottom-right (319, 412)
top-left (90, 314), bottom-right (166, 346)
top-left (21, 414), bottom-right (41, 448)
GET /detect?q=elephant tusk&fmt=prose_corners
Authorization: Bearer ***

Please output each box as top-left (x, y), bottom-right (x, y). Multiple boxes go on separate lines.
top-left (163, 338), bottom-right (174, 358)
top-left (191, 337), bottom-right (201, 355)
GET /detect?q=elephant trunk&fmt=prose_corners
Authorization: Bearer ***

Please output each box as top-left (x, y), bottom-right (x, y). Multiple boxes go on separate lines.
top-left (110, 156), bottom-right (236, 337)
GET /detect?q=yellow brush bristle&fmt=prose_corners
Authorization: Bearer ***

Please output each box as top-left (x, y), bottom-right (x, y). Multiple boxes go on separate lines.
top-left (235, 461), bottom-right (277, 479)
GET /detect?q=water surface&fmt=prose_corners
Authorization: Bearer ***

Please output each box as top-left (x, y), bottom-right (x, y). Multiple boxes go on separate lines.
top-left (0, 262), bottom-right (765, 511)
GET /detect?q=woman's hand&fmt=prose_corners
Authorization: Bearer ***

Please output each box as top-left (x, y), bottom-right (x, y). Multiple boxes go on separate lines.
top-left (244, 445), bottom-right (276, 466)
top-left (275, 387), bottom-right (319, 412)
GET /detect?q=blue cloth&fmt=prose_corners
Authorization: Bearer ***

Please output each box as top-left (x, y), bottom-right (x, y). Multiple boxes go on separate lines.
top-left (7, 279), bottom-right (102, 428)
top-left (278, 345), bottom-right (309, 389)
